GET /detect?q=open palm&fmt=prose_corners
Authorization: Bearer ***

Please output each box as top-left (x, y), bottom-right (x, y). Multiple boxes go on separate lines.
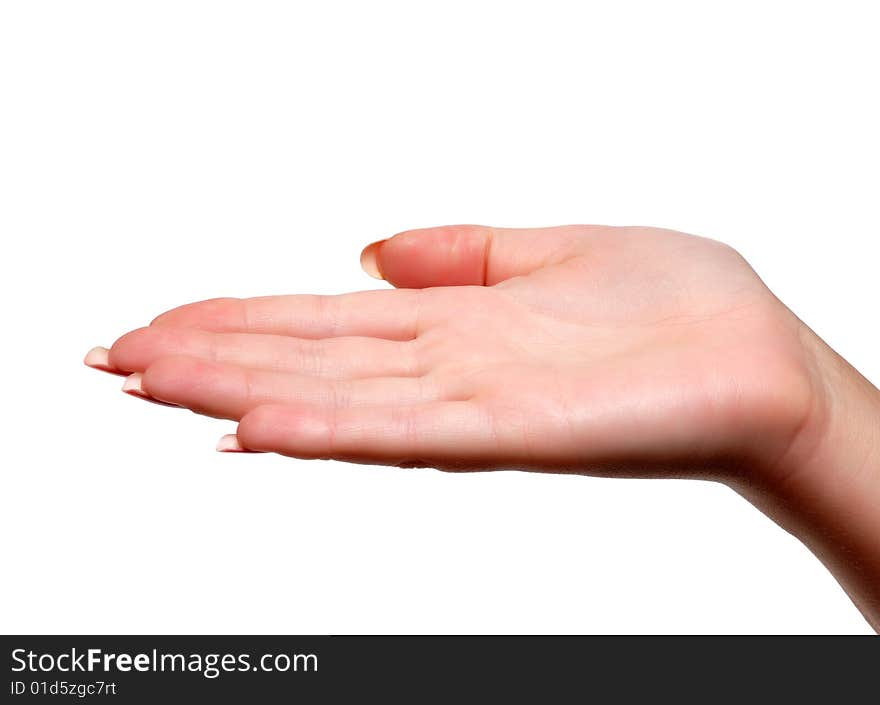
top-left (89, 225), bottom-right (818, 479)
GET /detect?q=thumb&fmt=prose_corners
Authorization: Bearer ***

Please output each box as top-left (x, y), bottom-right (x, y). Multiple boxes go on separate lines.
top-left (359, 224), bottom-right (586, 288)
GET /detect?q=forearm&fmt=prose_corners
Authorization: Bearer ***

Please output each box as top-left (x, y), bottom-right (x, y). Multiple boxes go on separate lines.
top-left (735, 328), bottom-right (880, 631)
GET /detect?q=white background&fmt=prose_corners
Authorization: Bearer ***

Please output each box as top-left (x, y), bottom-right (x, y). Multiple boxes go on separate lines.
top-left (1, 1), bottom-right (877, 634)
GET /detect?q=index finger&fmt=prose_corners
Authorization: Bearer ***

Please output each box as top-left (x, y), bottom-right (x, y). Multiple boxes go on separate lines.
top-left (151, 289), bottom-right (425, 341)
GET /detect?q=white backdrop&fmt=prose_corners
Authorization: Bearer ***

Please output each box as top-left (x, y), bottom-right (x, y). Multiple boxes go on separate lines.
top-left (1, 1), bottom-right (877, 634)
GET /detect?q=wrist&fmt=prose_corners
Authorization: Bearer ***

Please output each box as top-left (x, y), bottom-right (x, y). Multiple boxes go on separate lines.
top-left (784, 325), bottom-right (880, 492)
top-left (737, 324), bottom-right (880, 630)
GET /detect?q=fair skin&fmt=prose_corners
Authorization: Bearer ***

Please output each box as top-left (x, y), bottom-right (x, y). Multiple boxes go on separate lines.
top-left (84, 225), bottom-right (880, 631)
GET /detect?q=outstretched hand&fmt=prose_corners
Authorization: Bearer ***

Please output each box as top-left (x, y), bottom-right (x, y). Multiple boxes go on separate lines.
top-left (86, 224), bottom-right (880, 630)
top-left (86, 225), bottom-right (820, 481)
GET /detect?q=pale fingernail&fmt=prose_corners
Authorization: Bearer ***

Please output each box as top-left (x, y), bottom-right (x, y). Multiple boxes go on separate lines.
top-left (122, 372), bottom-right (149, 397)
top-left (216, 434), bottom-right (247, 452)
top-left (121, 372), bottom-right (144, 395)
top-left (84, 346), bottom-right (119, 373)
top-left (360, 239), bottom-right (386, 279)
top-left (120, 373), bottom-right (179, 407)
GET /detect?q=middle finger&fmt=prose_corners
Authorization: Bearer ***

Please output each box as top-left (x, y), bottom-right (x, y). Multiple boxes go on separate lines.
top-left (109, 326), bottom-right (421, 379)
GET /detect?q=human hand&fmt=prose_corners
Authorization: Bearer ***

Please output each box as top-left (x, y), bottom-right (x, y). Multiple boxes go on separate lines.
top-left (87, 225), bottom-right (816, 477)
top-left (85, 224), bottom-right (880, 629)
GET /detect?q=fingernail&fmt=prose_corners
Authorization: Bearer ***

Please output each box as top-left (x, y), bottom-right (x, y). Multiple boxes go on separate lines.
top-left (84, 346), bottom-right (122, 374)
top-left (121, 373), bottom-right (179, 408)
top-left (360, 239), bottom-right (386, 279)
top-left (121, 372), bottom-right (145, 395)
top-left (216, 434), bottom-right (250, 452)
